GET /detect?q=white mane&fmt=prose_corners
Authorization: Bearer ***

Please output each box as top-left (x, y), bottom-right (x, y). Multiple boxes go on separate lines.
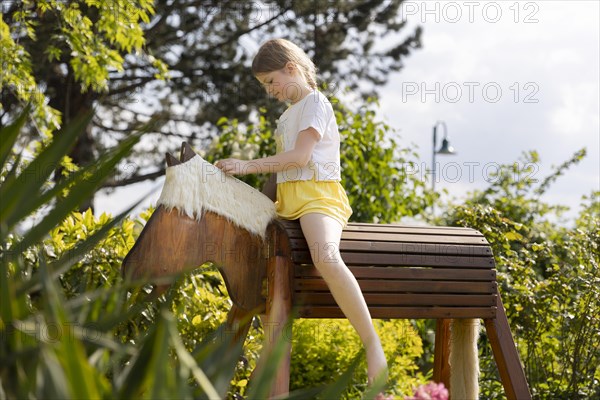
top-left (157, 154), bottom-right (276, 239)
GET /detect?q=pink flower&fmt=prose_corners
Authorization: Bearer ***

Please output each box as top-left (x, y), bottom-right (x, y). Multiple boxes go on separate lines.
top-left (404, 382), bottom-right (449, 400)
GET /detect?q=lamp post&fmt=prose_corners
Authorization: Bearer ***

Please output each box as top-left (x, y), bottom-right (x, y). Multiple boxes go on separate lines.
top-left (432, 121), bottom-right (456, 214)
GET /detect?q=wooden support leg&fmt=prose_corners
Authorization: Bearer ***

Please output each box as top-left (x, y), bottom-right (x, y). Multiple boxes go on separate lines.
top-left (484, 293), bottom-right (531, 400)
top-left (433, 319), bottom-right (452, 394)
top-left (261, 232), bottom-right (293, 399)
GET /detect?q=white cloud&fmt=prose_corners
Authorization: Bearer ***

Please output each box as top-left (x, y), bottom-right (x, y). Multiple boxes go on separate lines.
top-left (376, 0), bottom-right (599, 219)
top-left (550, 83), bottom-right (597, 137)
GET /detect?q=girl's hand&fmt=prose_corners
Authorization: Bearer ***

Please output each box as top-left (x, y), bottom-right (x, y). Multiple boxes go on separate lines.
top-left (215, 158), bottom-right (247, 175)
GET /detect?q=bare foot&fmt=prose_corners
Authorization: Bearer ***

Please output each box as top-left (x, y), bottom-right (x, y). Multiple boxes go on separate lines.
top-left (366, 341), bottom-right (388, 383)
top-left (366, 339), bottom-right (391, 399)
top-left (368, 362), bottom-right (391, 400)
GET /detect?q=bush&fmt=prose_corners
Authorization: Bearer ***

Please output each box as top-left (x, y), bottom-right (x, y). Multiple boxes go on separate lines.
top-left (290, 318), bottom-right (426, 398)
top-left (443, 150), bottom-right (600, 399)
top-left (0, 109), bottom-right (275, 399)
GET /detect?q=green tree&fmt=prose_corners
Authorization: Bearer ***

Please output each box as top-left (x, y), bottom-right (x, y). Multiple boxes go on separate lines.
top-left (1, 0), bottom-right (166, 131)
top-left (2, 0), bottom-right (423, 205)
top-left (442, 150), bottom-right (600, 399)
top-left (1, 0), bottom-right (168, 210)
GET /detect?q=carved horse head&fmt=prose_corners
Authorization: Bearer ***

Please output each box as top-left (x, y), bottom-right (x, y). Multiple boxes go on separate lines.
top-left (122, 143), bottom-right (276, 311)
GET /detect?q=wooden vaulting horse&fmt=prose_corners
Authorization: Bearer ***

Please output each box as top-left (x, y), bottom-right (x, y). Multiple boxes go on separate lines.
top-left (122, 143), bottom-right (520, 399)
top-left (122, 143), bottom-right (273, 323)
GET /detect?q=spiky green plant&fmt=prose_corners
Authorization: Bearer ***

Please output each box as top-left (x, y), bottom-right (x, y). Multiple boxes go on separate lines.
top-left (0, 108), bottom-right (384, 399)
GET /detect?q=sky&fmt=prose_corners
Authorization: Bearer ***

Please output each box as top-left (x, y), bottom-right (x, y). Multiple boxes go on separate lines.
top-left (95, 0), bottom-right (600, 223)
top-left (376, 0), bottom-right (599, 220)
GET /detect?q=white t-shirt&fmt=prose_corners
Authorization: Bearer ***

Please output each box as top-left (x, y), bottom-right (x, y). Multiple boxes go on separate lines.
top-left (274, 90), bottom-right (342, 183)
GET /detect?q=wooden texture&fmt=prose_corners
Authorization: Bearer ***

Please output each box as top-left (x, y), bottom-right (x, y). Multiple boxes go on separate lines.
top-left (226, 304), bottom-right (254, 344)
top-left (261, 173), bottom-right (277, 202)
top-left (433, 319), bottom-right (451, 393)
top-left (264, 222), bottom-right (294, 398)
top-left (484, 294), bottom-right (532, 400)
top-left (267, 218), bottom-right (530, 400)
top-left (180, 141), bottom-right (196, 162)
top-left (122, 142), bottom-right (530, 400)
top-left (276, 219), bottom-right (498, 321)
top-left (122, 206), bottom-right (268, 312)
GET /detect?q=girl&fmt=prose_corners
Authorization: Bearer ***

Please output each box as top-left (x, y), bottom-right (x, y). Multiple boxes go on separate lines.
top-left (215, 38), bottom-right (390, 396)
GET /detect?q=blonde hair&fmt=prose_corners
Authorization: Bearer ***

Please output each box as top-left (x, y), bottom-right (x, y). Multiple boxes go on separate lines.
top-left (252, 39), bottom-right (317, 89)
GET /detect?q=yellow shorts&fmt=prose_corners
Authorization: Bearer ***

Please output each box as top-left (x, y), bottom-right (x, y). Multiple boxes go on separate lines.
top-left (275, 175), bottom-right (353, 228)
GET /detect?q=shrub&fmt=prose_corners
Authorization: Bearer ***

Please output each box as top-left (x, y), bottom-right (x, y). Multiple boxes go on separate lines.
top-left (0, 109), bottom-right (275, 399)
top-left (290, 318), bottom-right (427, 398)
top-left (443, 150), bottom-right (599, 399)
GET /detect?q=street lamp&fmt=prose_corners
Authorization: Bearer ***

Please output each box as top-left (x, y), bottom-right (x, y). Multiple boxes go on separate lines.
top-left (432, 121), bottom-right (456, 212)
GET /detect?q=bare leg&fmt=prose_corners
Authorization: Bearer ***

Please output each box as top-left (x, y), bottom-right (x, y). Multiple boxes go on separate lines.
top-left (299, 213), bottom-right (388, 382)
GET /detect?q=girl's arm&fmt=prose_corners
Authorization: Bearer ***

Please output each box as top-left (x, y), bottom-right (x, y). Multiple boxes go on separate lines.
top-left (215, 128), bottom-right (320, 176)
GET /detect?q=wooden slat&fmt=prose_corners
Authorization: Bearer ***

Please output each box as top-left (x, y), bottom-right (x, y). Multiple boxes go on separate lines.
top-left (289, 239), bottom-right (493, 257)
top-left (298, 306), bottom-right (497, 319)
top-left (295, 266), bottom-right (496, 281)
top-left (281, 224), bottom-right (483, 237)
top-left (271, 220), bottom-right (530, 400)
top-left (346, 221), bottom-right (478, 230)
top-left (286, 229), bottom-right (488, 245)
top-left (295, 279), bottom-right (497, 294)
top-left (278, 219), bottom-right (479, 232)
top-left (342, 231), bottom-right (488, 244)
top-left (343, 223), bottom-right (482, 236)
top-left (291, 250), bottom-right (495, 268)
top-left (295, 293), bottom-right (497, 307)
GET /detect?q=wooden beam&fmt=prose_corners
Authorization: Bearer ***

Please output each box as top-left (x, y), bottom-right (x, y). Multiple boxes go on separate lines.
top-left (263, 227), bottom-right (293, 399)
top-left (484, 293), bottom-right (532, 400)
top-left (433, 319), bottom-right (451, 394)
